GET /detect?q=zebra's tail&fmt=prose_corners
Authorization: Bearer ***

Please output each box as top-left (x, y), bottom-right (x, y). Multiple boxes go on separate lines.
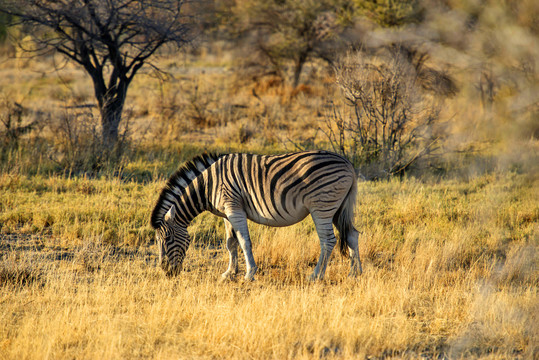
top-left (333, 176), bottom-right (358, 258)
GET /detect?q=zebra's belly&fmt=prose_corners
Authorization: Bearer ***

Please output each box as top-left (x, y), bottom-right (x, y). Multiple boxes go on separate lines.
top-left (245, 206), bottom-right (310, 227)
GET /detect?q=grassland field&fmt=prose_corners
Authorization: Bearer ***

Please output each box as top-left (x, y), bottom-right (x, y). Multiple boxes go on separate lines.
top-left (1, 167), bottom-right (537, 359)
top-left (1, 7), bottom-right (538, 358)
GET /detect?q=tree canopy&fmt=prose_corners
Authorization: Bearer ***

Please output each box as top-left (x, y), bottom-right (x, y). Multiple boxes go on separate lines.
top-left (0, 0), bottom-right (193, 149)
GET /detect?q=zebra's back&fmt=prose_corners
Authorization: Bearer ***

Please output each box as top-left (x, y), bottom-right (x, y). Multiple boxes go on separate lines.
top-left (207, 151), bottom-right (356, 227)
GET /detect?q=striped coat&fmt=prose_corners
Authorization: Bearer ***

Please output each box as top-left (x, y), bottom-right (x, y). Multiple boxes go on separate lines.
top-left (151, 150), bottom-right (362, 280)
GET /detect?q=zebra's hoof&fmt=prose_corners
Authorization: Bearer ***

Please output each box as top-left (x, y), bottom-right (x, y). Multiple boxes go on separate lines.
top-left (220, 272), bottom-right (237, 282)
top-left (243, 266), bottom-right (257, 282)
top-left (348, 268), bottom-right (363, 277)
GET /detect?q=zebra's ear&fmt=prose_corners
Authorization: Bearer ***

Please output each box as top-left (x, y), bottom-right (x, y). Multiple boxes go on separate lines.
top-left (164, 205), bottom-right (176, 223)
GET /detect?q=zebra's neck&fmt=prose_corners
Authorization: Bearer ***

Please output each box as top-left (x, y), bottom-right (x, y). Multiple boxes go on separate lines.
top-left (151, 153), bottom-right (221, 229)
top-left (174, 176), bottom-right (210, 225)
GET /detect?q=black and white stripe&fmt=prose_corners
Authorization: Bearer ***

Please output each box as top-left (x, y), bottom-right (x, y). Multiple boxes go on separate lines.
top-left (151, 150), bottom-right (362, 280)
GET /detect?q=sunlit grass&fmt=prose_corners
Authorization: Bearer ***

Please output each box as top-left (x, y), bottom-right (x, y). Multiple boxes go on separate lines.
top-left (1, 172), bottom-right (537, 359)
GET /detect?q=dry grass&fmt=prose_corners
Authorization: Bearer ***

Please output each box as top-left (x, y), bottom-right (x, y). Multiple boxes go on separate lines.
top-left (1, 173), bottom-right (537, 359)
top-left (1, 2), bottom-right (538, 357)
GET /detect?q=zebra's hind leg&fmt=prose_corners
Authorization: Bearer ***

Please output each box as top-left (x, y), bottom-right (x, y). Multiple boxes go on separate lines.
top-left (347, 228), bottom-right (363, 277)
top-left (225, 210), bottom-right (258, 281)
top-left (221, 219), bottom-right (239, 280)
top-left (309, 214), bottom-right (337, 281)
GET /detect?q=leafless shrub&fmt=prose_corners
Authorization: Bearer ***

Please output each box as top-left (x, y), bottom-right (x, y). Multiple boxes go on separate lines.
top-left (153, 77), bottom-right (185, 140)
top-left (0, 97), bottom-right (37, 147)
top-left (387, 44), bottom-right (458, 98)
top-left (48, 105), bottom-right (130, 174)
top-left (236, 121), bottom-right (256, 144)
top-left (324, 49), bottom-right (444, 179)
top-left (154, 77), bottom-right (224, 142)
top-left (185, 84), bottom-right (218, 128)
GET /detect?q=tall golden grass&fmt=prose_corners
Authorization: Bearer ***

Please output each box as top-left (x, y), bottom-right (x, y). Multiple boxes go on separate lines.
top-left (1, 173), bottom-right (537, 359)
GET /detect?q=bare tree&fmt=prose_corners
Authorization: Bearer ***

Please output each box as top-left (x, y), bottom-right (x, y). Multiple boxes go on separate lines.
top-left (227, 0), bottom-right (354, 87)
top-left (0, 0), bottom-right (192, 150)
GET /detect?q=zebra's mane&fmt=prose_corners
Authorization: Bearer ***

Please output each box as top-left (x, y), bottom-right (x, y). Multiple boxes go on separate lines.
top-left (151, 152), bottom-right (222, 229)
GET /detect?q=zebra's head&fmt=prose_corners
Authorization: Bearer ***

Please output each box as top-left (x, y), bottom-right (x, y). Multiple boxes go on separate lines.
top-left (156, 205), bottom-right (190, 277)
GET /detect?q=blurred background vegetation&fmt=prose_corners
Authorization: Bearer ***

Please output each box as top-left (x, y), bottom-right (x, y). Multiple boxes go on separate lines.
top-left (0, 0), bottom-right (537, 180)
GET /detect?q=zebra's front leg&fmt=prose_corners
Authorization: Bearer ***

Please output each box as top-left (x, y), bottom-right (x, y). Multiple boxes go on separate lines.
top-left (309, 214), bottom-right (337, 281)
top-left (221, 219), bottom-right (239, 280)
top-left (226, 210), bottom-right (258, 281)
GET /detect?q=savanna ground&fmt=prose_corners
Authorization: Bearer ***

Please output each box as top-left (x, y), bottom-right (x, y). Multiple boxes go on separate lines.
top-left (1, 171), bottom-right (538, 359)
top-left (1, 1), bottom-right (538, 359)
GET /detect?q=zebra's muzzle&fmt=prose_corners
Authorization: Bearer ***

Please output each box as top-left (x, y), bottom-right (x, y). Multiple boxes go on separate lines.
top-left (161, 259), bottom-right (182, 277)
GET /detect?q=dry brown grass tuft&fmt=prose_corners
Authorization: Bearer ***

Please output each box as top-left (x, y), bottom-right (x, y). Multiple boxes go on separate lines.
top-left (0, 257), bottom-right (41, 288)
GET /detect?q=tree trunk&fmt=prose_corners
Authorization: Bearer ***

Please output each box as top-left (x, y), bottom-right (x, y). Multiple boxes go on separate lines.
top-left (292, 52), bottom-right (308, 88)
top-left (100, 96), bottom-right (125, 150)
top-left (94, 79), bottom-right (128, 151)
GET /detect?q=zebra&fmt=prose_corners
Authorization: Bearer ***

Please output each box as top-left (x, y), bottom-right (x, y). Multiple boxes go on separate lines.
top-left (150, 150), bottom-right (362, 281)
